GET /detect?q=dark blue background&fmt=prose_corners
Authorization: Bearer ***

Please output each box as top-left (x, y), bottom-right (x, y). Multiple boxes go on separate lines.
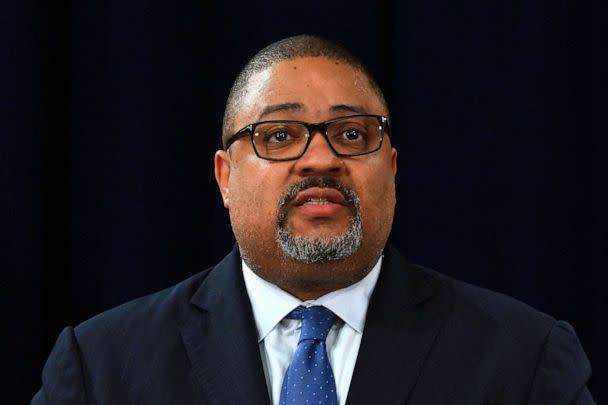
top-left (2, 0), bottom-right (604, 402)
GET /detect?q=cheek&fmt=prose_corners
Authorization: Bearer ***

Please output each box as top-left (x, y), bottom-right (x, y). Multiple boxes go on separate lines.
top-left (229, 162), bottom-right (283, 222)
top-left (356, 161), bottom-right (396, 225)
top-left (363, 180), bottom-right (395, 217)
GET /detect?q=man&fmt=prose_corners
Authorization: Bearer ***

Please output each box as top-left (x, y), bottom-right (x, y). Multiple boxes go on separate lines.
top-left (33, 35), bottom-right (594, 404)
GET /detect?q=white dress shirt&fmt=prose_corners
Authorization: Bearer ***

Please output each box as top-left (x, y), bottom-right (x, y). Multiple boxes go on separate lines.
top-left (241, 257), bottom-right (382, 405)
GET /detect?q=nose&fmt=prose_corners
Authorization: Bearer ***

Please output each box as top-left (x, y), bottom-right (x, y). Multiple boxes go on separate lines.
top-left (292, 130), bottom-right (343, 176)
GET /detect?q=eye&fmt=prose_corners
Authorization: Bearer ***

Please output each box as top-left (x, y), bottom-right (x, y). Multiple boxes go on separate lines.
top-left (268, 131), bottom-right (290, 143)
top-left (341, 129), bottom-right (365, 141)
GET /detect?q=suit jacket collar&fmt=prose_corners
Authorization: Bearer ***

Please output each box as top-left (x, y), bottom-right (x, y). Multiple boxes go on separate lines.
top-left (347, 244), bottom-right (446, 404)
top-left (180, 245), bottom-right (270, 404)
top-left (179, 243), bottom-right (446, 404)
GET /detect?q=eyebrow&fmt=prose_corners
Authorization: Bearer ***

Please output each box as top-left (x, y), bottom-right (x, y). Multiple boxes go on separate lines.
top-left (257, 103), bottom-right (303, 120)
top-left (256, 102), bottom-right (368, 121)
top-left (329, 104), bottom-right (367, 115)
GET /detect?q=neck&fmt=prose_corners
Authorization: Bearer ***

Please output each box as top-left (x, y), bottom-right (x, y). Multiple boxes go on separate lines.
top-left (242, 248), bottom-right (381, 301)
top-left (282, 283), bottom-right (350, 301)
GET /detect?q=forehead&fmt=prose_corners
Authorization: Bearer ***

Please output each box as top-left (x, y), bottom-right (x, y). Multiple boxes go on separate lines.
top-left (235, 57), bottom-right (386, 127)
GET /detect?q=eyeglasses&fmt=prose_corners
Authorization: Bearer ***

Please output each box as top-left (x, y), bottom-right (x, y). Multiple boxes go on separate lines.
top-left (225, 114), bottom-right (390, 161)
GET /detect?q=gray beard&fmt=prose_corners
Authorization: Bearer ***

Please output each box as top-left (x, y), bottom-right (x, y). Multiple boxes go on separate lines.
top-left (275, 177), bottom-right (362, 264)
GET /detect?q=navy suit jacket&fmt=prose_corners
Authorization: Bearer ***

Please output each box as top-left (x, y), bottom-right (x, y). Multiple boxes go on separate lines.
top-left (32, 245), bottom-right (595, 404)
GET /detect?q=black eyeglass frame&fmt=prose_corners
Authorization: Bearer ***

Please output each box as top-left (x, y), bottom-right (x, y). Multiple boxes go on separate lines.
top-left (224, 114), bottom-right (391, 161)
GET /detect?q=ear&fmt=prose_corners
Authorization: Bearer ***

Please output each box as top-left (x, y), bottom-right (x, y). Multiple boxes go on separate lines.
top-left (214, 150), bottom-right (231, 209)
top-left (391, 147), bottom-right (398, 176)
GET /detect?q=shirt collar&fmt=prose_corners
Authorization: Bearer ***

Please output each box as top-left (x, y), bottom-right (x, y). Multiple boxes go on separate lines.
top-left (242, 256), bottom-right (383, 342)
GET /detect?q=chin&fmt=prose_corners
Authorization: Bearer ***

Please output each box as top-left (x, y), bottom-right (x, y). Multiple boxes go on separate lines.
top-left (276, 229), bottom-right (361, 265)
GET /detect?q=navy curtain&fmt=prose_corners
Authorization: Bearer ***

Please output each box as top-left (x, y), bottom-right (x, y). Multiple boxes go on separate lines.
top-left (2, 0), bottom-right (604, 402)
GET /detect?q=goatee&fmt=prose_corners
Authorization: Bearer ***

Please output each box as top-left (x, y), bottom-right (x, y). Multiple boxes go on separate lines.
top-left (276, 177), bottom-right (362, 264)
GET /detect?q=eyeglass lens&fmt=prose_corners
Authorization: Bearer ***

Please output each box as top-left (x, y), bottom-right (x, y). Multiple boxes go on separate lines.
top-left (252, 116), bottom-right (383, 159)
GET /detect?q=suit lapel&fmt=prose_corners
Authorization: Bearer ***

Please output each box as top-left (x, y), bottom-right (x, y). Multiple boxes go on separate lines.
top-left (178, 246), bottom-right (270, 405)
top-left (176, 244), bottom-right (447, 404)
top-left (346, 245), bottom-right (448, 405)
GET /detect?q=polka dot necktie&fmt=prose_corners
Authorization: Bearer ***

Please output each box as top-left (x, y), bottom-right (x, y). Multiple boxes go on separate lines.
top-left (279, 305), bottom-right (339, 405)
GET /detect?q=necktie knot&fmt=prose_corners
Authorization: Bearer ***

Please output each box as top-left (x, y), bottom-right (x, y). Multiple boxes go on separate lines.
top-left (280, 306), bottom-right (339, 405)
top-left (287, 306), bottom-right (337, 342)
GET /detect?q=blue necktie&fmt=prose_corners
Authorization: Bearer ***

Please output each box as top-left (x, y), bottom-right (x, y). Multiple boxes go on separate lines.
top-left (279, 306), bottom-right (339, 405)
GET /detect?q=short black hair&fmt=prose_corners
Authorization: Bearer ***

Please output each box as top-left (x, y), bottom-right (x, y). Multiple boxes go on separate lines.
top-left (222, 35), bottom-right (388, 148)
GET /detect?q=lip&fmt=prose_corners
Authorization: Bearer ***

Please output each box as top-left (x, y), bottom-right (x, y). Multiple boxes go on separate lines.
top-left (290, 187), bottom-right (349, 218)
top-left (292, 188), bottom-right (348, 206)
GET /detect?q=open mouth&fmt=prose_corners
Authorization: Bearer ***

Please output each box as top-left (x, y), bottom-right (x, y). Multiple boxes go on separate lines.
top-left (293, 188), bottom-right (347, 207)
top-left (291, 187), bottom-right (349, 217)
top-left (302, 198), bottom-right (334, 205)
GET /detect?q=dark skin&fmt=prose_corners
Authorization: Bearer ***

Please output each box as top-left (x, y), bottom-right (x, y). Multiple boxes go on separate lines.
top-left (215, 57), bottom-right (397, 300)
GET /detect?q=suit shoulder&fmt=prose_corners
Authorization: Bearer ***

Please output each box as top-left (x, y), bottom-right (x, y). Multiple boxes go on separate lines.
top-left (74, 267), bottom-right (213, 341)
top-left (396, 259), bottom-right (593, 402)
top-left (409, 263), bottom-right (556, 335)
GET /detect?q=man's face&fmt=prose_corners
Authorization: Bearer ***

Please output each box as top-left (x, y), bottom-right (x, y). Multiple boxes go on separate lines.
top-left (215, 57), bottom-right (397, 297)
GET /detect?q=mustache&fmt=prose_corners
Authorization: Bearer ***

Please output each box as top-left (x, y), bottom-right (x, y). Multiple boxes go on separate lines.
top-left (278, 176), bottom-right (359, 210)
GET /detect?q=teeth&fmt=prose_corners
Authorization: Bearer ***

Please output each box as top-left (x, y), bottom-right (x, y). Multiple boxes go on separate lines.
top-left (304, 198), bottom-right (330, 205)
